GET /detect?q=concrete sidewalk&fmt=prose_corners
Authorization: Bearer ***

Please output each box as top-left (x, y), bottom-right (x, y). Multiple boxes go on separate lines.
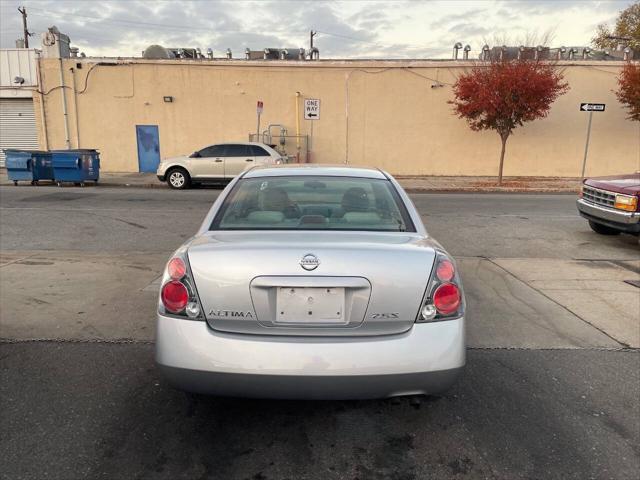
top-left (1, 169), bottom-right (582, 193)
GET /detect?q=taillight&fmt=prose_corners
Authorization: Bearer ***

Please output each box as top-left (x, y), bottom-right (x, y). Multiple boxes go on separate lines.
top-left (417, 252), bottom-right (464, 322)
top-left (161, 281), bottom-right (188, 313)
top-left (436, 259), bottom-right (455, 282)
top-left (159, 252), bottom-right (203, 319)
top-left (167, 257), bottom-right (186, 279)
top-left (433, 283), bottom-right (461, 315)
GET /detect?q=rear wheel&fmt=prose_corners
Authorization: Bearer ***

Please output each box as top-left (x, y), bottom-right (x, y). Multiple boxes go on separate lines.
top-left (589, 220), bottom-right (620, 235)
top-left (167, 168), bottom-right (191, 190)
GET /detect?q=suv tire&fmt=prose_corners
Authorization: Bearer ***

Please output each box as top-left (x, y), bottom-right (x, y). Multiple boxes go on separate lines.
top-left (167, 168), bottom-right (191, 190)
top-left (588, 220), bottom-right (620, 236)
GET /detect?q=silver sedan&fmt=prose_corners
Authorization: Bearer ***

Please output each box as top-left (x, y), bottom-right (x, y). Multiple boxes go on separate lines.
top-left (155, 164), bottom-right (466, 399)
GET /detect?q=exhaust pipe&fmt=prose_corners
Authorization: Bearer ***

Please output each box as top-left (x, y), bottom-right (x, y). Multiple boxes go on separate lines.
top-left (557, 46), bottom-right (566, 60)
top-left (481, 44), bottom-right (490, 61)
top-left (463, 44), bottom-right (471, 60)
top-left (452, 42), bottom-right (462, 60)
top-left (499, 45), bottom-right (507, 61)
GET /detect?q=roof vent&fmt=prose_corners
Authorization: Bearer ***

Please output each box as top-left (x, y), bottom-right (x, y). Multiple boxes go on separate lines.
top-left (143, 45), bottom-right (175, 59)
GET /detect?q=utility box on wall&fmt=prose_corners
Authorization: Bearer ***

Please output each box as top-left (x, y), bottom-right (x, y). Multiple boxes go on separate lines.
top-left (40, 27), bottom-right (71, 58)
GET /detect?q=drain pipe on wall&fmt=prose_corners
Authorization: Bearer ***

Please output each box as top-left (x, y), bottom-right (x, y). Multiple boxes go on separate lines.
top-left (35, 56), bottom-right (49, 150)
top-left (58, 58), bottom-right (71, 149)
top-left (295, 91), bottom-right (301, 162)
top-left (70, 67), bottom-right (81, 148)
top-left (344, 71), bottom-right (350, 164)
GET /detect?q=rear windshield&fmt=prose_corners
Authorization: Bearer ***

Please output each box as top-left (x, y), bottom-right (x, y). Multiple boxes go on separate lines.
top-left (210, 176), bottom-right (415, 232)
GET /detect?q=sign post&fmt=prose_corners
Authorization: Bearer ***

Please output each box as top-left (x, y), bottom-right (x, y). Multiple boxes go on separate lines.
top-left (256, 101), bottom-right (264, 141)
top-left (579, 103), bottom-right (605, 178)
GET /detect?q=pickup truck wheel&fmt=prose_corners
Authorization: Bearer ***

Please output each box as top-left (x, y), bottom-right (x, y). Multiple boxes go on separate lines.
top-left (167, 168), bottom-right (191, 190)
top-left (589, 220), bottom-right (620, 235)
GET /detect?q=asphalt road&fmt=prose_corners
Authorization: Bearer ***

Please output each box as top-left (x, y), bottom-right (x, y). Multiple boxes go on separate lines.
top-left (1, 186), bottom-right (638, 258)
top-left (1, 185), bottom-right (639, 480)
top-left (0, 344), bottom-right (638, 480)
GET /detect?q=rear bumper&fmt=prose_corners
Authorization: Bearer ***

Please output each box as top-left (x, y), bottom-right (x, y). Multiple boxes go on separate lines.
top-left (155, 314), bottom-right (465, 399)
top-left (577, 199), bottom-right (640, 233)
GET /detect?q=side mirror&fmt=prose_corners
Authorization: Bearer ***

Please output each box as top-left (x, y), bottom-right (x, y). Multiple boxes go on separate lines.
top-left (190, 151), bottom-right (201, 158)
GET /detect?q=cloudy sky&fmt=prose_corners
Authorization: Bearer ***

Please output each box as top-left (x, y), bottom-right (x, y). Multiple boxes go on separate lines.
top-left (0, 0), bottom-right (631, 59)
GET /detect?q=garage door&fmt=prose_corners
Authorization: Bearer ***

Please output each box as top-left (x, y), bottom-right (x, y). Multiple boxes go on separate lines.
top-left (0, 98), bottom-right (39, 167)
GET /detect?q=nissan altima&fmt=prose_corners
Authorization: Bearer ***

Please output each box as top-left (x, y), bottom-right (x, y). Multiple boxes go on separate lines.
top-left (155, 164), bottom-right (465, 399)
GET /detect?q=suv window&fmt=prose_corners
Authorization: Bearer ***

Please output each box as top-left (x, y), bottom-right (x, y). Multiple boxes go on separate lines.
top-left (249, 145), bottom-right (270, 156)
top-left (199, 145), bottom-right (224, 157)
top-left (223, 144), bottom-right (251, 157)
top-left (210, 176), bottom-right (415, 232)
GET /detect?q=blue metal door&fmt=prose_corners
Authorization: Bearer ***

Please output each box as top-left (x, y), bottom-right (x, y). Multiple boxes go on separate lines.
top-left (136, 125), bottom-right (160, 172)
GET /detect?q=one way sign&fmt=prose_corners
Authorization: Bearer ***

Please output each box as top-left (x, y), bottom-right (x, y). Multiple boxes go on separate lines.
top-left (580, 103), bottom-right (605, 112)
top-left (304, 98), bottom-right (320, 120)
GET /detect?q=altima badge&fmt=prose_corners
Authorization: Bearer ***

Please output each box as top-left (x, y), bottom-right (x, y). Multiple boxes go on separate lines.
top-left (300, 253), bottom-right (320, 271)
top-left (209, 309), bottom-right (253, 318)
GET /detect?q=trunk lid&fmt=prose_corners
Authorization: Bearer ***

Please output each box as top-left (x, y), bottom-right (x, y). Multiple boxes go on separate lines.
top-left (187, 231), bottom-right (436, 336)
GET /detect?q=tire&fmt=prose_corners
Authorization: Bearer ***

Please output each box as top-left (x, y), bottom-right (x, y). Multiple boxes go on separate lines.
top-left (589, 220), bottom-right (621, 236)
top-left (13, 181), bottom-right (18, 186)
top-left (167, 168), bottom-right (191, 190)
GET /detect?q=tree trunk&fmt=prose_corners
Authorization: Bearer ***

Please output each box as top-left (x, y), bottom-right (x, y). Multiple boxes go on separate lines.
top-left (498, 134), bottom-right (508, 186)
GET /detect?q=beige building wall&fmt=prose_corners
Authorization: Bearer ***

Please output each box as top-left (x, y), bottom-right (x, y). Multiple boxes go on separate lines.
top-left (35, 58), bottom-right (640, 176)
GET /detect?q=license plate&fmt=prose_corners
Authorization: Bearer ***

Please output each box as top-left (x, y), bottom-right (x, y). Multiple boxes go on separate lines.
top-left (276, 287), bottom-right (345, 324)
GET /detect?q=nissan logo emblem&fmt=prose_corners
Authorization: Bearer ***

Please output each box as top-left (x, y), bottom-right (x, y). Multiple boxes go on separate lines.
top-left (300, 253), bottom-right (320, 271)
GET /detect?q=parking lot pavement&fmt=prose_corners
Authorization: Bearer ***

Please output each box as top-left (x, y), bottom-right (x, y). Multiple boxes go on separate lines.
top-left (1, 186), bottom-right (639, 479)
top-left (1, 343), bottom-right (638, 480)
top-left (0, 252), bottom-right (163, 341)
top-left (492, 258), bottom-right (640, 347)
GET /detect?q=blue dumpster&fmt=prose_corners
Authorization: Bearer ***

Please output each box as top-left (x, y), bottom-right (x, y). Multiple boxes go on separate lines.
top-left (4, 150), bottom-right (53, 185)
top-left (51, 149), bottom-right (100, 187)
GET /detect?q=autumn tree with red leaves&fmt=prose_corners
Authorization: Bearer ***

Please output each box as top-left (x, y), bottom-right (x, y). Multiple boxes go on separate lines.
top-left (450, 61), bottom-right (569, 184)
top-left (616, 62), bottom-right (640, 121)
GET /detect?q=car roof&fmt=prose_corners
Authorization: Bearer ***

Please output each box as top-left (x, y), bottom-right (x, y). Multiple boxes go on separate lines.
top-left (214, 142), bottom-right (273, 147)
top-left (242, 164), bottom-right (387, 179)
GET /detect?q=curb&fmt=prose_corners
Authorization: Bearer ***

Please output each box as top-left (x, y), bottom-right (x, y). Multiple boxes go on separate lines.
top-left (1, 181), bottom-right (579, 193)
top-left (402, 187), bottom-right (579, 194)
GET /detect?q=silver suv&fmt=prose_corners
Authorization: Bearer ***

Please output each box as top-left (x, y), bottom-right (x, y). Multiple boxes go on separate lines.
top-left (157, 142), bottom-right (283, 189)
